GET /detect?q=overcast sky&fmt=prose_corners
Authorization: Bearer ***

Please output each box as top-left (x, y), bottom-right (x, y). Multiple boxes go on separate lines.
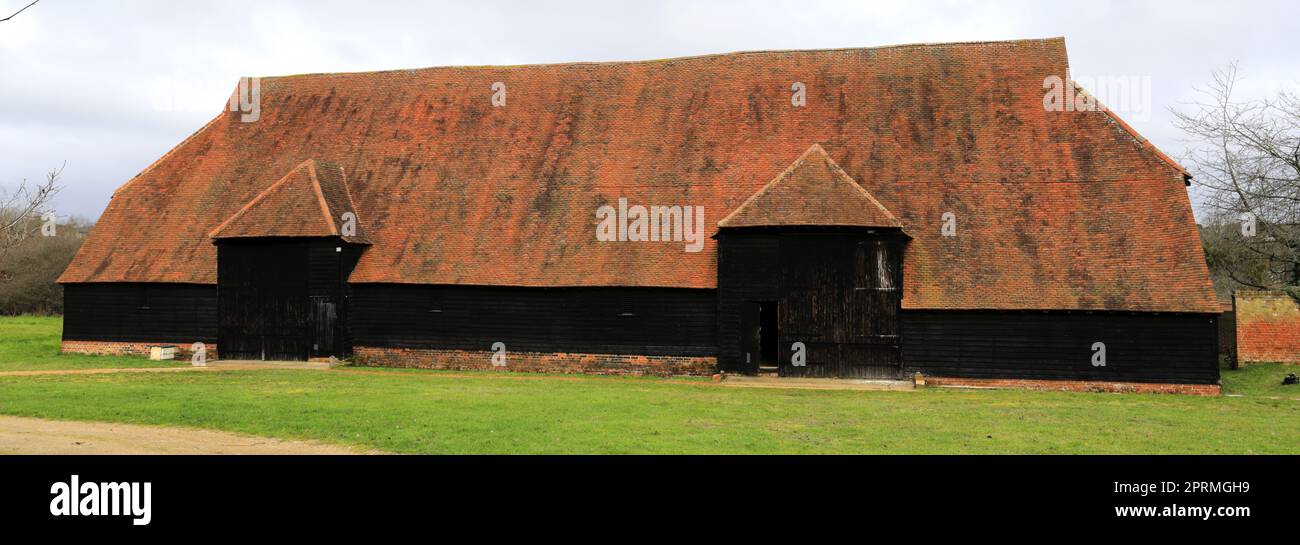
top-left (2, 0), bottom-right (1297, 221)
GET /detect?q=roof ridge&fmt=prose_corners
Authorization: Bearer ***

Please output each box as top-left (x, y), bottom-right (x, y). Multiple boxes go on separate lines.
top-left (304, 161), bottom-right (341, 236)
top-left (252, 37), bottom-right (1067, 81)
top-left (327, 163), bottom-right (363, 234)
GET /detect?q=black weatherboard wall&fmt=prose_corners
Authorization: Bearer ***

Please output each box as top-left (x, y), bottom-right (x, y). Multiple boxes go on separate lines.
top-left (349, 285), bottom-right (716, 357)
top-left (62, 283), bottom-right (217, 344)
top-left (63, 240), bottom-right (1218, 384)
top-left (901, 311), bottom-right (1221, 384)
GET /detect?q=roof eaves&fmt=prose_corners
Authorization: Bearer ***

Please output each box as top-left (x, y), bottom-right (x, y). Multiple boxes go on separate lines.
top-left (112, 112), bottom-right (225, 198)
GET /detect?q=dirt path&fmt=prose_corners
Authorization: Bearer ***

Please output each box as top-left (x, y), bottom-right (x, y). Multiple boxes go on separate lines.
top-left (0, 360), bottom-right (333, 377)
top-left (0, 367), bottom-right (203, 377)
top-left (0, 415), bottom-right (378, 454)
top-left (1, 364), bottom-right (914, 392)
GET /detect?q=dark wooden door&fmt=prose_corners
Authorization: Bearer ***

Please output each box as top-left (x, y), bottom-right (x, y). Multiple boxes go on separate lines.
top-left (777, 235), bottom-right (902, 379)
top-left (310, 296), bottom-right (336, 358)
top-left (218, 241), bottom-right (311, 360)
top-left (739, 301), bottom-right (761, 375)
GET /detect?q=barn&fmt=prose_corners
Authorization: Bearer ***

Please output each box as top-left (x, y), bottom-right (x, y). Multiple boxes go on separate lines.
top-left (58, 37), bottom-right (1222, 392)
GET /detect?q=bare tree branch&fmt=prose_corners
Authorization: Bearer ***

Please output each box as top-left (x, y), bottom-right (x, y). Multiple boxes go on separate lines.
top-left (0, 0), bottom-right (39, 23)
top-left (1177, 63), bottom-right (1300, 293)
top-left (0, 162), bottom-right (64, 259)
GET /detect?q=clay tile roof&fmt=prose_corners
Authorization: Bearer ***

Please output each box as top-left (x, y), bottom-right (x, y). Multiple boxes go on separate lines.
top-left (57, 37), bottom-right (1220, 313)
top-left (718, 144), bottom-right (902, 229)
top-left (209, 159), bottom-right (369, 243)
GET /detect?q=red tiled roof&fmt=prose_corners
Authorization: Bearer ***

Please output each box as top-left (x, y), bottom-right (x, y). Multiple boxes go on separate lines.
top-left (58, 38), bottom-right (1219, 312)
top-left (209, 159), bottom-right (369, 243)
top-left (718, 144), bottom-right (902, 229)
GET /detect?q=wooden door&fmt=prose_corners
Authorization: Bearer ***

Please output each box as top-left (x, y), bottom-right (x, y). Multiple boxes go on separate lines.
top-left (310, 296), bottom-right (336, 358)
top-left (777, 235), bottom-right (903, 379)
top-left (738, 301), bottom-right (762, 375)
top-left (218, 241), bottom-right (311, 361)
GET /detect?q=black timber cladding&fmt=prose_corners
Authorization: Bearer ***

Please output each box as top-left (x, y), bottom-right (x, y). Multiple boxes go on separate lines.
top-left (61, 280), bottom-right (1221, 385)
top-left (62, 283), bottom-right (217, 344)
top-left (715, 232), bottom-right (780, 373)
top-left (901, 311), bottom-right (1221, 384)
top-left (62, 237), bottom-right (1221, 384)
top-left (349, 284), bottom-right (716, 356)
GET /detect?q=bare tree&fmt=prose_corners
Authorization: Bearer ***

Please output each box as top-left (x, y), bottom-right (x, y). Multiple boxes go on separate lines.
top-left (0, 1), bottom-right (41, 24)
top-left (1174, 64), bottom-right (1300, 294)
top-left (0, 163), bottom-right (64, 259)
top-left (1200, 212), bottom-right (1285, 297)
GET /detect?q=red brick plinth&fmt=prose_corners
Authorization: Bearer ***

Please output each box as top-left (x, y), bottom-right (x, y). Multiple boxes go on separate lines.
top-left (926, 376), bottom-right (1219, 396)
top-left (353, 346), bottom-right (715, 377)
top-left (60, 340), bottom-right (216, 360)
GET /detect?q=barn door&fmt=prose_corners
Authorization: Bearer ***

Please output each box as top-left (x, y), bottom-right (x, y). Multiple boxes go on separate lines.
top-left (218, 241), bottom-right (312, 361)
top-left (310, 296), bottom-right (337, 358)
top-left (777, 235), bottom-right (903, 379)
top-left (739, 301), bottom-right (762, 375)
top-left (846, 239), bottom-right (903, 379)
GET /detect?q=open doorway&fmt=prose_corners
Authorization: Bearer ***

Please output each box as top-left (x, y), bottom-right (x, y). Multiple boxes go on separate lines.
top-left (757, 301), bottom-right (779, 372)
top-left (740, 300), bottom-right (780, 374)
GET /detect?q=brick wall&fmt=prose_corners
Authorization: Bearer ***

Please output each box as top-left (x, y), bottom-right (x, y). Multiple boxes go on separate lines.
top-left (1234, 290), bottom-right (1300, 365)
top-left (353, 346), bottom-right (716, 377)
top-left (61, 340), bottom-right (217, 360)
top-left (925, 376), bottom-right (1220, 396)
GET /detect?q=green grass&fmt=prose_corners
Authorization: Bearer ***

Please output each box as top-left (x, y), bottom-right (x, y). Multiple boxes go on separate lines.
top-left (1220, 363), bottom-right (1300, 398)
top-left (0, 316), bottom-right (186, 371)
top-left (0, 316), bottom-right (1297, 453)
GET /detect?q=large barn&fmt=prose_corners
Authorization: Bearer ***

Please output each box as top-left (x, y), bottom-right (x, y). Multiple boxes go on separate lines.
top-left (58, 37), bottom-right (1222, 393)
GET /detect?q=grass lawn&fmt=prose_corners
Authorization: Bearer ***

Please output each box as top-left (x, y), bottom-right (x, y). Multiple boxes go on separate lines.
top-left (0, 316), bottom-right (186, 371)
top-left (0, 316), bottom-right (1297, 454)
